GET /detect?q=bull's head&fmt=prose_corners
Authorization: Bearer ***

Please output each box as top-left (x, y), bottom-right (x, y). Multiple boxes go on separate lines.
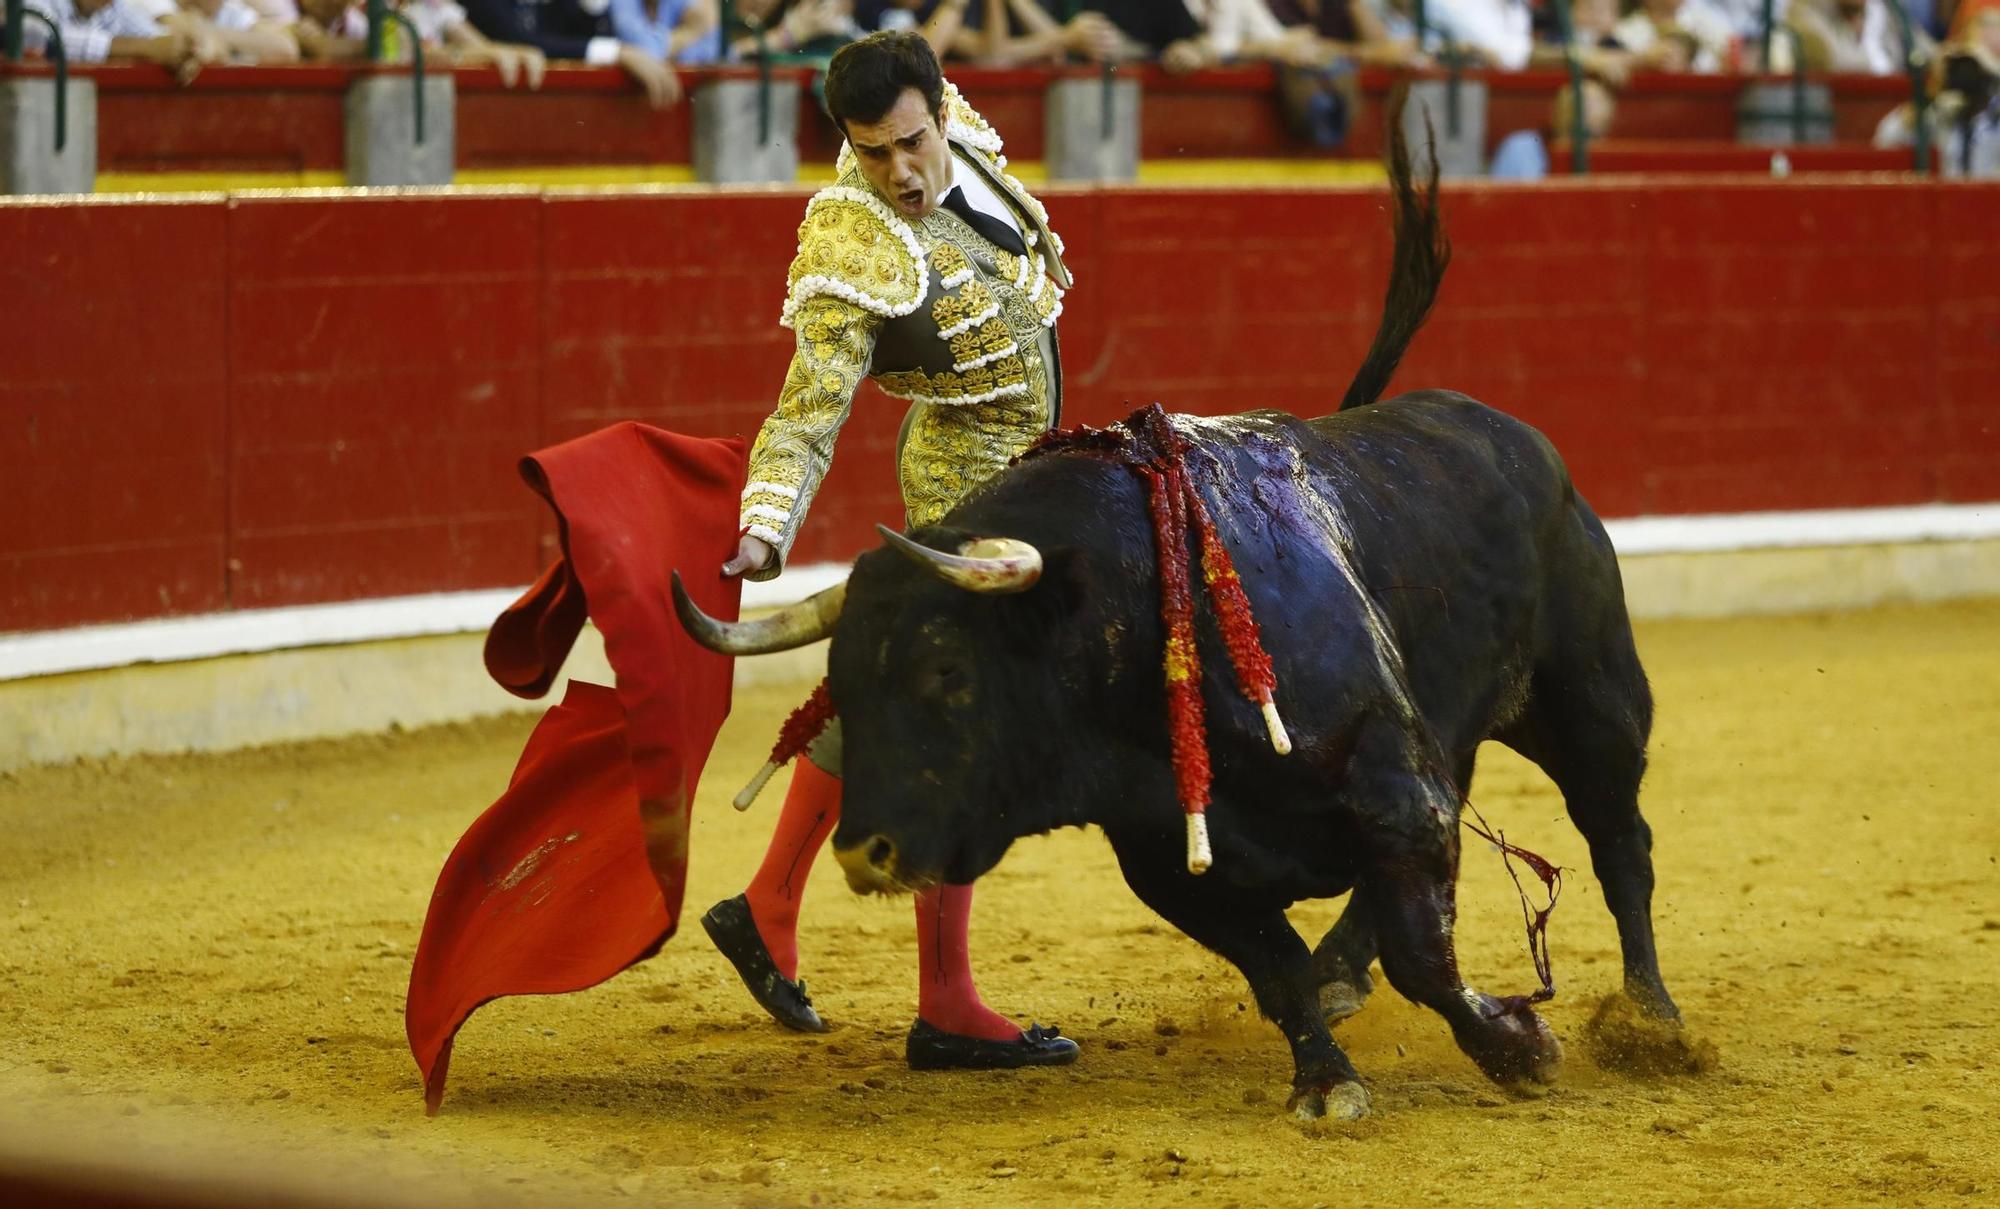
top-left (675, 504), bottom-right (1124, 895)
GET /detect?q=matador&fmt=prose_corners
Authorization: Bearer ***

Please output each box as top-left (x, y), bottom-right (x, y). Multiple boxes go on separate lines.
top-left (699, 30), bottom-right (1079, 1071)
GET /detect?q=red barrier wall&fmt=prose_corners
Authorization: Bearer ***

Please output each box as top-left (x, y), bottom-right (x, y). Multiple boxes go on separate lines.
top-left (4, 178), bottom-right (1996, 634)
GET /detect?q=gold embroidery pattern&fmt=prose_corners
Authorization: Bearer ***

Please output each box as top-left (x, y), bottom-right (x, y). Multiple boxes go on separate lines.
top-left (931, 279), bottom-right (996, 335)
top-left (929, 244), bottom-right (971, 284)
top-left (740, 294), bottom-right (880, 567)
top-left (783, 196), bottom-right (924, 327)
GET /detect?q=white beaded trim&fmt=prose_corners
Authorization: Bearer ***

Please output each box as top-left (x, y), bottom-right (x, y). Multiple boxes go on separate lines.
top-left (1041, 296), bottom-right (1064, 329)
top-left (741, 480), bottom-right (800, 502)
top-left (744, 522), bottom-right (785, 547)
top-left (937, 301), bottom-right (1000, 341)
top-left (1012, 252), bottom-right (1033, 290)
top-left (879, 380), bottom-right (1030, 408)
top-left (780, 186), bottom-right (929, 329)
top-left (952, 341), bottom-right (1020, 373)
top-left (1028, 265), bottom-right (1046, 304)
top-left (943, 81), bottom-right (1005, 155)
top-left (940, 266), bottom-right (974, 290)
top-left (742, 503), bottom-right (793, 526)
top-left (1001, 171), bottom-right (1050, 225)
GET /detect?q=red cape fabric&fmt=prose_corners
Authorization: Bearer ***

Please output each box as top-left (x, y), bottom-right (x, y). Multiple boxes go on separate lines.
top-left (406, 422), bottom-right (746, 1114)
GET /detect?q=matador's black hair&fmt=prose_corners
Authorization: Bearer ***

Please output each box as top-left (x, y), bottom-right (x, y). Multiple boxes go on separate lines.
top-left (824, 30), bottom-right (946, 135)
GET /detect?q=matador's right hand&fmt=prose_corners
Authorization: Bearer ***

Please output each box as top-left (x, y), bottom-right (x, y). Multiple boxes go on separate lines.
top-left (722, 534), bottom-right (776, 579)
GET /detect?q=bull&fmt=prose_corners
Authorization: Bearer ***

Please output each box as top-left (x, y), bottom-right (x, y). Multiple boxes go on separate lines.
top-left (675, 112), bottom-right (1683, 1120)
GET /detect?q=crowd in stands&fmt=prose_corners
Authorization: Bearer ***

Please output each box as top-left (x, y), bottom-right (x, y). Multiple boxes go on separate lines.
top-left (14, 0), bottom-right (2000, 171)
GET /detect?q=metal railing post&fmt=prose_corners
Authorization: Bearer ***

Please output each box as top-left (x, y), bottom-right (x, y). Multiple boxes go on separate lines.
top-left (1883, 0), bottom-right (1931, 172)
top-left (8, 5), bottom-right (67, 152)
top-left (1785, 26), bottom-right (1806, 143)
top-left (1099, 61), bottom-right (1113, 141)
top-left (1551, 0), bottom-right (1589, 174)
top-left (366, 0), bottom-right (425, 145)
top-left (1407, 2), bottom-right (1461, 141)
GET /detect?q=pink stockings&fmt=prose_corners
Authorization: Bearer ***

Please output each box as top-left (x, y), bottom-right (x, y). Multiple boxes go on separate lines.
top-left (741, 760), bottom-right (1020, 1042)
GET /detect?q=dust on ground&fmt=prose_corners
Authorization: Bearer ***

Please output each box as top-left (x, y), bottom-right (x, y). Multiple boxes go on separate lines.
top-left (3, 601), bottom-right (1998, 1207)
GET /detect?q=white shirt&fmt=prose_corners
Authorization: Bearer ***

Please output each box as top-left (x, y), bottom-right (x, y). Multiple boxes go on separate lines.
top-left (947, 148), bottom-right (1026, 243)
top-left (1427, 0), bottom-right (1535, 71)
top-left (1615, 0), bottom-right (1738, 72)
top-left (23, 0), bottom-right (165, 62)
top-left (1188, 0), bottom-right (1286, 60)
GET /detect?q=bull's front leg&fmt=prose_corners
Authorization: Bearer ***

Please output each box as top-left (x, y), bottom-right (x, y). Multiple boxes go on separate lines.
top-left (1115, 849), bottom-right (1370, 1121)
top-left (1362, 844), bottom-right (1564, 1091)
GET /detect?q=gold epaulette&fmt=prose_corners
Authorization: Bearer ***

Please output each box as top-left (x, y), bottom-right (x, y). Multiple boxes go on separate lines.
top-left (780, 187), bottom-right (928, 331)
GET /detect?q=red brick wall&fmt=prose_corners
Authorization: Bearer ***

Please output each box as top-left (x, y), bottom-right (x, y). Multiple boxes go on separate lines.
top-left (4, 178), bottom-right (1996, 633)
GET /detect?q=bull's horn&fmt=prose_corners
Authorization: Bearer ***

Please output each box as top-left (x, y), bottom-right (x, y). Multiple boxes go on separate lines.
top-left (671, 571), bottom-right (845, 655)
top-left (876, 525), bottom-right (1042, 594)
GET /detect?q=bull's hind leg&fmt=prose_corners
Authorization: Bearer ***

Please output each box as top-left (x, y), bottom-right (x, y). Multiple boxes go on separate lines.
top-left (1114, 848), bottom-right (1369, 1121)
top-left (1363, 845), bottom-right (1565, 1091)
top-left (1312, 748), bottom-right (1476, 1024)
top-left (1503, 629), bottom-right (1679, 1022)
top-left (1346, 725), bottom-right (1562, 1091)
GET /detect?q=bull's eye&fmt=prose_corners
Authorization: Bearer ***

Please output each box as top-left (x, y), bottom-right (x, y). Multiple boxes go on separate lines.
top-left (919, 659), bottom-right (970, 704)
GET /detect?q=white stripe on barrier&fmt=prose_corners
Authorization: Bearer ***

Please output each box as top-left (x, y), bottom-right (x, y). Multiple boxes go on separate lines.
top-left (1, 504), bottom-right (1994, 682)
top-left (1605, 504), bottom-right (2000, 556)
top-left (0, 564), bottom-right (851, 683)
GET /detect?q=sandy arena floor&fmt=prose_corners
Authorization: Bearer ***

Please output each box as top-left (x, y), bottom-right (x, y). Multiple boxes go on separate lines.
top-left (3, 600), bottom-right (1998, 1207)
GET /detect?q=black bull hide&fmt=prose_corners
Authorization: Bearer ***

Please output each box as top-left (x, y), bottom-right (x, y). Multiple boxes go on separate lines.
top-left (826, 397), bottom-right (1682, 1119)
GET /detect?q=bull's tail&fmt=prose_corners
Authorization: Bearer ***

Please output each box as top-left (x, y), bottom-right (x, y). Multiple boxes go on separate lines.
top-left (1338, 87), bottom-right (1452, 412)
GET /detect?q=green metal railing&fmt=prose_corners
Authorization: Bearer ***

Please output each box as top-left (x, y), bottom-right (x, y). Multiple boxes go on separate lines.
top-left (4, 0), bottom-right (69, 152)
top-left (719, 0), bottom-right (775, 143)
top-left (1549, 0), bottom-right (1590, 174)
top-left (1882, 0), bottom-right (1932, 172)
top-left (1407, 0), bottom-right (1467, 145)
top-left (365, 0), bottom-right (426, 144)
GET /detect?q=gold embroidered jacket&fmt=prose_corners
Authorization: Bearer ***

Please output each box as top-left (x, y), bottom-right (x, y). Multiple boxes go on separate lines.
top-left (738, 82), bottom-right (1072, 579)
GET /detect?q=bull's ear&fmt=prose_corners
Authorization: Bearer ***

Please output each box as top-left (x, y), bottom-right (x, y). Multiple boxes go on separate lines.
top-left (1034, 547), bottom-right (1089, 619)
top-left (1000, 546), bottom-right (1089, 650)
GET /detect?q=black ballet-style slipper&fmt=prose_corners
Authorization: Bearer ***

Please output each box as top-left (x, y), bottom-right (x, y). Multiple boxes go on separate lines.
top-left (905, 1019), bottom-right (1080, 1071)
top-left (699, 895), bottom-right (828, 1033)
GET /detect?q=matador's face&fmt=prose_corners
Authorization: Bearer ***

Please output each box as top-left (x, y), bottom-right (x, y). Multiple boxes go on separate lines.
top-left (846, 88), bottom-right (952, 222)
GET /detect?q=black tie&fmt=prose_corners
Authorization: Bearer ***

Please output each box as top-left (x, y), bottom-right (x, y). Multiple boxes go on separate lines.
top-left (941, 186), bottom-right (1029, 258)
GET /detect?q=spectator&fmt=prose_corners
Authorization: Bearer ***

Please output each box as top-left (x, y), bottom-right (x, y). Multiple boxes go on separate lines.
top-left (1267, 0), bottom-right (1423, 66)
top-left (407, 0), bottom-right (552, 86)
top-left (1488, 77), bottom-right (1616, 178)
top-left (1613, 0), bottom-right (1737, 70)
top-left (725, 0), bottom-right (858, 57)
top-left (610, 0), bottom-right (722, 62)
top-left (851, 0), bottom-right (977, 57)
top-left (1423, 0), bottom-right (1535, 69)
top-left (955, 0), bottom-right (1121, 66)
top-left (21, 0), bottom-right (214, 80)
top-left (1524, 0), bottom-right (1651, 85)
top-left (169, 0), bottom-right (302, 61)
top-left (1182, 0), bottom-right (1322, 66)
top-left (1789, 0), bottom-right (1931, 72)
top-left (292, 0), bottom-right (366, 58)
top-left (459, 0), bottom-right (683, 103)
top-left (1875, 3), bottom-right (1999, 173)
top-left (1077, 0), bottom-right (1206, 70)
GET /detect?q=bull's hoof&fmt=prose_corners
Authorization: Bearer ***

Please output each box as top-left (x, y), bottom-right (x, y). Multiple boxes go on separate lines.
top-left (1318, 973), bottom-right (1373, 1026)
top-left (1288, 1080), bottom-right (1371, 1122)
top-left (1583, 991), bottom-right (1718, 1076)
top-left (1460, 996), bottom-right (1564, 1089)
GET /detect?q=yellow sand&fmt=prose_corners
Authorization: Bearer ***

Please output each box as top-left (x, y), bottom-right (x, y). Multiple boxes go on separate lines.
top-left (3, 599), bottom-right (1997, 1206)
